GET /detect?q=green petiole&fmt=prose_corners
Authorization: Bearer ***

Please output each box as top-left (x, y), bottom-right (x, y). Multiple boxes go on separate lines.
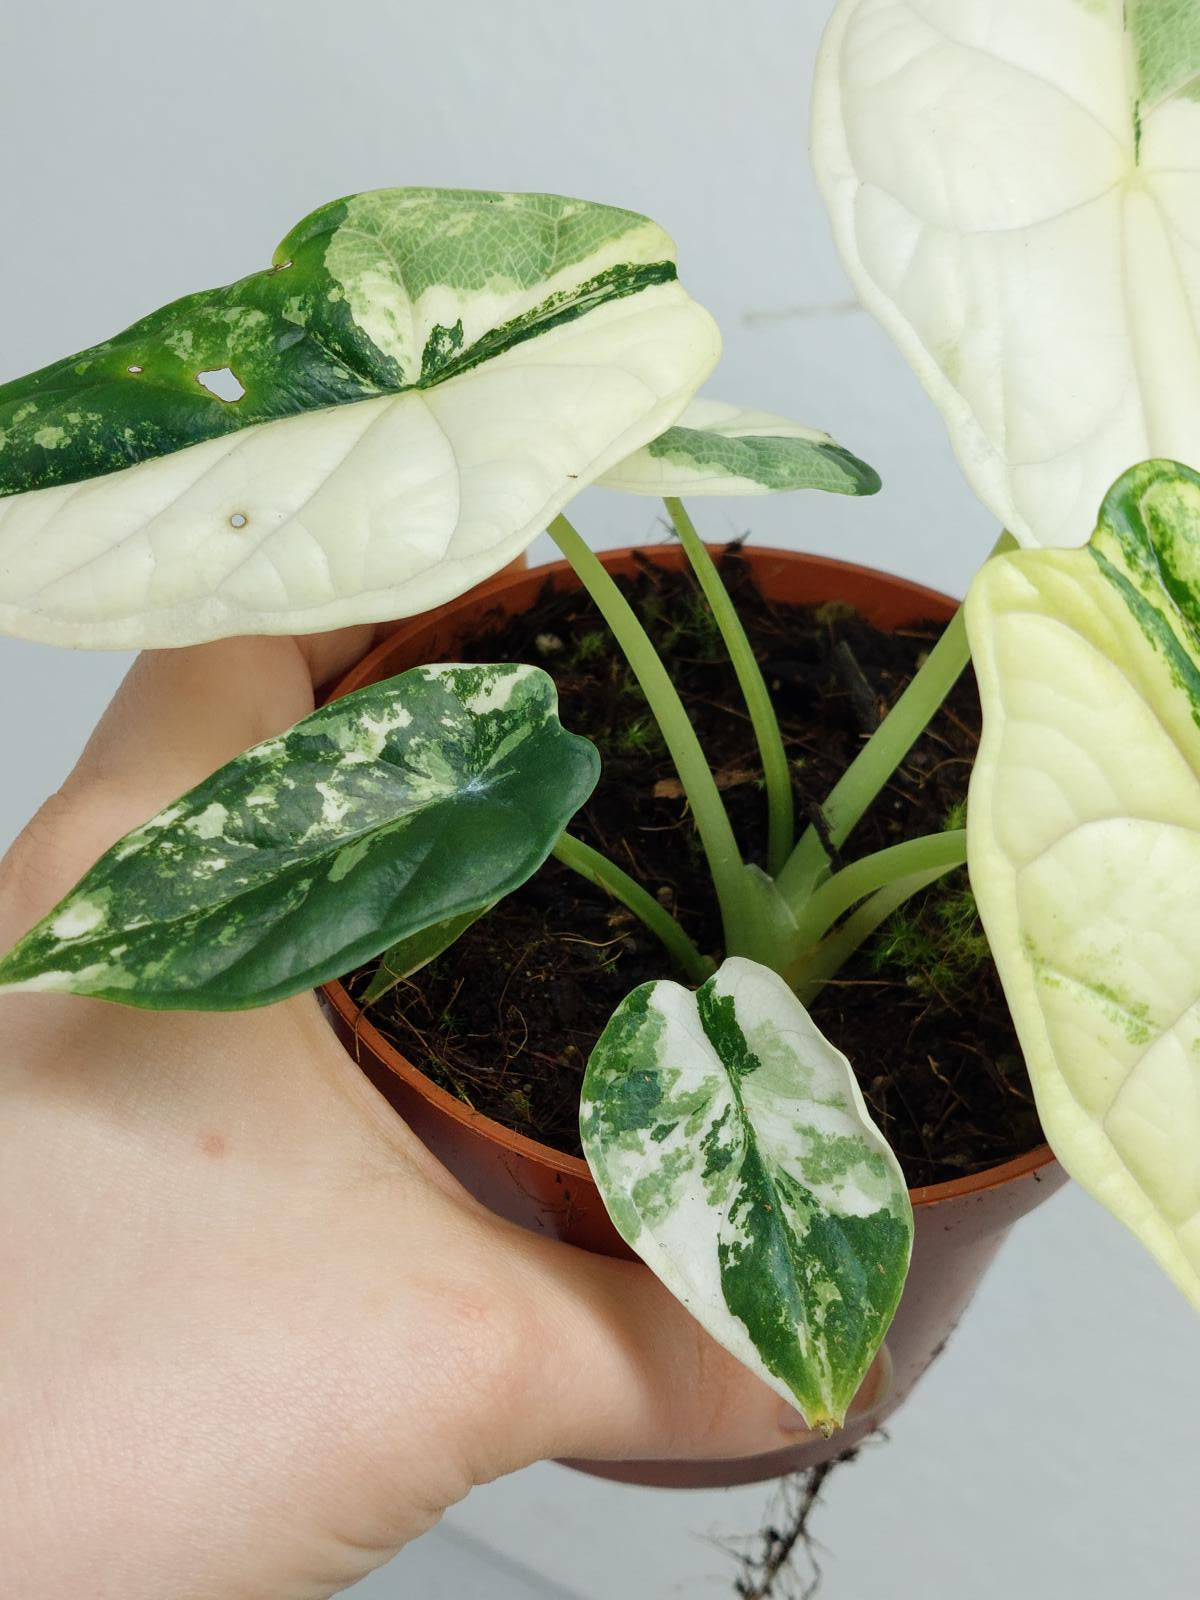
top-left (778, 607), bottom-right (970, 905)
top-left (548, 514), bottom-right (753, 952)
top-left (779, 532), bottom-right (1016, 907)
top-left (789, 829), bottom-right (967, 952)
top-left (552, 834), bottom-right (714, 986)
top-left (789, 859), bottom-right (968, 1004)
top-left (665, 498), bottom-right (795, 878)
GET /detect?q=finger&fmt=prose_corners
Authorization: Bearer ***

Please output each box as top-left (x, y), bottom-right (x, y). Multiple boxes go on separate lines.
top-left (475, 1229), bottom-right (891, 1476)
top-left (72, 626), bottom-right (376, 802)
top-left (0, 627), bottom-right (375, 936)
top-left (6, 552), bottom-right (533, 920)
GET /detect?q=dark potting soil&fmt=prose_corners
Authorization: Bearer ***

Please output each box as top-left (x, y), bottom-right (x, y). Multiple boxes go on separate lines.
top-left (344, 546), bottom-right (1043, 1188)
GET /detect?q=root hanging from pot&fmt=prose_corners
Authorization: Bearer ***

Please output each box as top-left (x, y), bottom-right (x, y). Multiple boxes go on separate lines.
top-left (726, 1437), bottom-right (882, 1600)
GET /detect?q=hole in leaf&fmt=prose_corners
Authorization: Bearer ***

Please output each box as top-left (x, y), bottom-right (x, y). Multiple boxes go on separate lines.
top-left (127, 364), bottom-right (143, 374)
top-left (197, 367), bottom-right (246, 403)
top-left (229, 513), bottom-right (248, 529)
top-left (275, 258), bottom-right (293, 271)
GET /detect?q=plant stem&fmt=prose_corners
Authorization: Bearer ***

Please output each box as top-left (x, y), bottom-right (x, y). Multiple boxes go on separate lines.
top-left (548, 514), bottom-right (750, 950)
top-left (779, 532), bottom-right (1017, 907)
top-left (790, 830), bottom-right (966, 951)
top-left (779, 608), bottom-right (969, 904)
top-left (552, 834), bottom-right (714, 986)
top-left (789, 861), bottom-right (966, 1004)
top-left (665, 497), bottom-right (795, 877)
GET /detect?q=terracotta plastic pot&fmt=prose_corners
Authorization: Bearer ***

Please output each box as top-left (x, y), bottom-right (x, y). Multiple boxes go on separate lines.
top-left (320, 545), bottom-right (1067, 1488)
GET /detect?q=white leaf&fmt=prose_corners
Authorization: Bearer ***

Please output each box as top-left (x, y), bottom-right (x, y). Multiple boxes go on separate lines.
top-left (813, 0), bottom-right (1200, 548)
top-left (966, 459), bottom-right (1200, 1307)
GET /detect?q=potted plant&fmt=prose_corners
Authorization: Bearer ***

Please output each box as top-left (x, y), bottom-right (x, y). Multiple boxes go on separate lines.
top-left (1, 0), bottom-right (1196, 1506)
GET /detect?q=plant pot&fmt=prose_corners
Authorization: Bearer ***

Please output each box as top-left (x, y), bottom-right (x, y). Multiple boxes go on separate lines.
top-left (320, 544), bottom-right (1067, 1488)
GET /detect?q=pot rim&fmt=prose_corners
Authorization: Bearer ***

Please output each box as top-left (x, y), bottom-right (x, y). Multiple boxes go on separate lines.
top-left (321, 542), bottom-right (1058, 1211)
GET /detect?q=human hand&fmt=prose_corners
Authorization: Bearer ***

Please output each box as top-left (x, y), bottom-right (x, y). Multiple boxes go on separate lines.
top-left (0, 628), bottom-right (818, 1600)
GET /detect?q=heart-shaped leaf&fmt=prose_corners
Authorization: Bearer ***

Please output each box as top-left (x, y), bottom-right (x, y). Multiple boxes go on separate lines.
top-left (597, 399), bottom-right (880, 496)
top-left (813, 1), bottom-right (1200, 548)
top-left (0, 188), bottom-right (719, 647)
top-left (967, 459), bottom-right (1200, 1308)
top-left (580, 957), bottom-right (912, 1430)
top-left (0, 663), bottom-right (597, 1010)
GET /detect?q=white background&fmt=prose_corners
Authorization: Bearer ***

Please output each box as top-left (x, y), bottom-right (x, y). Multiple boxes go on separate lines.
top-left (1, 3), bottom-right (1196, 1596)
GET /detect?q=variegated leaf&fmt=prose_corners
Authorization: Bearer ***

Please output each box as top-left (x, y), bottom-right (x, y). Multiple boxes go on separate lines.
top-left (596, 399), bottom-right (880, 496)
top-left (0, 664), bottom-right (597, 1010)
top-left (967, 459), bottom-right (1200, 1308)
top-left (580, 957), bottom-right (912, 1430)
top-left (0, 188), bottom-right (719, 648)
top-left (813, 0), bottom-right (1200, 549)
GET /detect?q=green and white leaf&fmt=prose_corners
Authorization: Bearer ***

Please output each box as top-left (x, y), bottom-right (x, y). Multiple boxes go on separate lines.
top-left (966, 458), bottom-right (1200, 1308)
top-left (0, 188), bottom-right (719, 648)
top-left (0, 663), bottom-right (597, 1010)
top-left (813, 0), bottom-right (1200, 549)
top-left (580, 957), bottom-right (912, 1429)
top-left (596, 399), bottom-right (881, 496)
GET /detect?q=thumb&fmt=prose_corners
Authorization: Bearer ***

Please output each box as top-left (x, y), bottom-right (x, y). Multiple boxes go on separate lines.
top-left (480, 1228), bottom-right (890, 1474)
top-left (1, 630), bottom-right (375, 941)
top-left (70, 627), bottom-right (376, 802)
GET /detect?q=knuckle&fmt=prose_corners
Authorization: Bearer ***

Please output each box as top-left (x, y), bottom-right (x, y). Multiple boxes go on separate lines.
top-left (0, 790), bottom-right (83, 906)
top-left (0, 782), bottom-right (126, 926)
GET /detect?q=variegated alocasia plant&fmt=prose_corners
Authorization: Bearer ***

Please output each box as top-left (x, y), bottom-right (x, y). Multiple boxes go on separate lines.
top-left (0, 183), bottom-right (926, 1430)
top-left (5, 6), bottom-right (1199, 1447)
top-left (8, 3), bottom-right (1200, 1426)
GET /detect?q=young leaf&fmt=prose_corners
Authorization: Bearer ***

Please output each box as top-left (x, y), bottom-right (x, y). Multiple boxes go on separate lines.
top-left (813, 1), bottom-right (1200, 549)
top-left (362, 906), bottom-right (492, 1005)
top-left (967, 459), bottom-right (1200, 1309)
top-left (596, 399), bottom-right (880, 496)
top-left (580, 957), bottom-right (912, 1430)
top-left (0, 664), bottom-right (597, 1010)
top-left (0, 188), bottom-right (719, 648)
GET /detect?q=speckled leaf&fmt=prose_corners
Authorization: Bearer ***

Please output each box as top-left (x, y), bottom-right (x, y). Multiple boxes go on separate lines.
top-left (0, 664), bottom-right (597, 1010)
top-left (813, 1), bottom-right (1200, 548)
top-left (596, 399), bottom-right (880, 496)
top-left (967, 459), bottom-right (1200, 1309)
top-left (580, 957), bottom-right (912, 1430)
top-left (0, 188), bottom-right (719, 647)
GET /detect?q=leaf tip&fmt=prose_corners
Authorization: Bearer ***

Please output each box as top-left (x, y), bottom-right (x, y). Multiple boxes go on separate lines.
top-left (824, 443), bottom-right (881, 497)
